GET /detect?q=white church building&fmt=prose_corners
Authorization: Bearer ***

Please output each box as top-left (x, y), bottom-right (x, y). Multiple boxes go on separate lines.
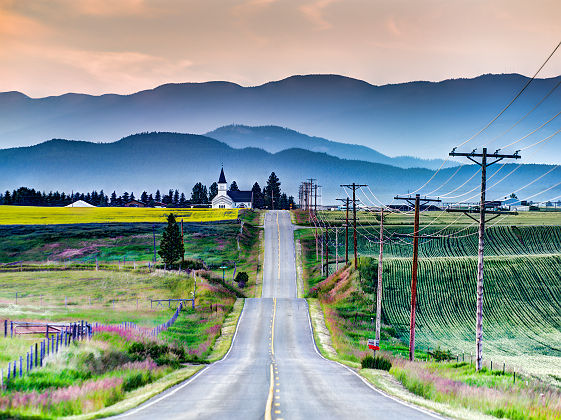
top-left (211, 168), bottom-right (253, 209)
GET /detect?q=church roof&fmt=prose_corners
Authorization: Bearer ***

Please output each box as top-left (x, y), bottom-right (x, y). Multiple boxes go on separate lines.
top-left (218, 168), bottom-right (227, 184)
top-left (227, 190), bottom-right (253, 203)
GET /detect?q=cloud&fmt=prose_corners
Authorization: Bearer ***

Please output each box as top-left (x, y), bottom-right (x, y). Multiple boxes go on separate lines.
top-left (299, 0), bottom-right (338, 30)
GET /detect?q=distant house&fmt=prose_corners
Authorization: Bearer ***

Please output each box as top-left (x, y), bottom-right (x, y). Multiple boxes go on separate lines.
top-left (124, 200), bottom-right (146, 207)
top-left (211, 168), bottom-right (253, 209)
top-left (65, 200), bottom-right (94, 208)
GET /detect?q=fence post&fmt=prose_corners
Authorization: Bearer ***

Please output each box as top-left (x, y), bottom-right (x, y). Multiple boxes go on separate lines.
top-left (10, 321), bottom-right (13, 338)
top-left (35, 343), bottom-right (38, 367)
top-left (15, 292), bottom-right (18, 305)
top-left (46, 324), bottom-right (49, 338)
top-left (4, 319), bottom-right (6, 337)
top-left (19, 356), bottom-right (22, 377)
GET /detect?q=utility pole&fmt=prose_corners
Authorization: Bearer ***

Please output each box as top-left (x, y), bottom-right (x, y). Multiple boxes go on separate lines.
top-left (324, 228), bottom-right (329, 276)
top-left (336, 198), bottom-right (350, 265)
top-left (181, 218), bottom-right (185, 263)
top-left (335, 227), bottom-right (339, 271)
top-left (341, 183), bottom-right (367, 269)
top-left (374, 208), bottom-right (384, 356)
top-left (447, 147), bottom-right (520, 371)
top-left (152, 224), bottom-right (157, 263)
top-left (394, 194), bottom-right (441, 361)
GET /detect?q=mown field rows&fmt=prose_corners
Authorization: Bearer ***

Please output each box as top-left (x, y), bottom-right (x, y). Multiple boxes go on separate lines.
top-left (330, 225), bottom-right (561, 258)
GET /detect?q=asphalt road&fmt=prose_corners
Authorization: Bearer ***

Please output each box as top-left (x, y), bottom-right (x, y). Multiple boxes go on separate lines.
top-left (120, 210), bottom-right (441, 420)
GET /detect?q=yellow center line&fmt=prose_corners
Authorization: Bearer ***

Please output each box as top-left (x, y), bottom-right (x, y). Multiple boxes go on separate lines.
top-left (265, 363), bottom-right (274, 420)
top-left (271, 297), bottom-right (276, 356)
top-left (277, 212), bottom-right (281, 280)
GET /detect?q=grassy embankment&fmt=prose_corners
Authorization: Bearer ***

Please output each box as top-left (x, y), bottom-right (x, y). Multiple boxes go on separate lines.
top-left (0, 210), bottom-right (262, 418)
top-left (0, 269), bottom-right (244, 418)
top-left (296, 210), bottom-right (561, 419)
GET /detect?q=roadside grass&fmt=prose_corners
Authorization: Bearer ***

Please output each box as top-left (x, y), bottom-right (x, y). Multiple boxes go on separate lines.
top-left (0, 206), bottom-right (238, 225)
top-left (0, 268), bottom-right (245, 418)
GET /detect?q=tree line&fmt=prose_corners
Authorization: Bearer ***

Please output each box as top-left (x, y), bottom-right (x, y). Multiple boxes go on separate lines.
top-left (0, 172), bottom-right (295, 209)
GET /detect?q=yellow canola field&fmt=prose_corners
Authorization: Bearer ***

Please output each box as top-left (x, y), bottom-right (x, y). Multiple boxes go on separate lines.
top-left (0, 206), bottom-right (239, 225)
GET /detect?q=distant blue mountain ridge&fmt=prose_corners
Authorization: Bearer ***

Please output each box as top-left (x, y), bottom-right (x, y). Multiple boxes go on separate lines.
top-left (1, 73), bottom-right (559, 164)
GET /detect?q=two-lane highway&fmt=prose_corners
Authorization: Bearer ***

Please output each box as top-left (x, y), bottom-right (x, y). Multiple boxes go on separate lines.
top-left (119, 210), bottom-right (441, 419)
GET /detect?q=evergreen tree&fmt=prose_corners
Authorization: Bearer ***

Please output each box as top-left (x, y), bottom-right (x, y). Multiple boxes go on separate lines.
top-left (230, 181), bottom-right (239, 191)
top-left (140, 191), bottom-right (148, 203)
top-left (288, 195), bottom-right (296, 209)
top-left (158, 214), bottom-right (185, 266)
top-left (263, 172), bottom-right (281, 209)
top-left (4, 191), bottom-right (11, 205)
top-left (130, 192), bottom-right (135, 201)
top-left (155, 190), bottom-right (162, 202)
top-left (191, 182), bottom-right (208, 204)
top-left (179, 193), bottom-right (187, 207)
top-left (173, 189), bottom-right (180, 205)
top-left (122, 192), bottom-right (130, 203)
top-left (110, 191), bottom-right (117, 206)
top-left (279, 193), bottom-right (288, 210)
top-left (209, 182), bottom-right (218, 201)
top-left (251, 182), bottom-right (264, 209)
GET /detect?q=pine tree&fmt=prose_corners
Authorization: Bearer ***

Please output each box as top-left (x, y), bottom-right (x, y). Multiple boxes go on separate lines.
top-left (173, 189), bottom-right (179, 204)
top-left (158, 214), bottom-right (184, 266)
top-left (209, 182), bottom-right (218, 201)
top-left (155, 190), bottom-right (162, 202)
top-left (230, 181), bottom-right (239, 191)
top-left (252, 182), bottom-right (263, 209)
top-left (264, 172), bottom-right (281, 209)
top-left (140, 191), bottom-right (148, 203)
top-left (179, 193), bottom-right (187, 207)
top-left (110, 191), bottom-right (117, 206)
top-left (122, 191), bottom-right (130, 203)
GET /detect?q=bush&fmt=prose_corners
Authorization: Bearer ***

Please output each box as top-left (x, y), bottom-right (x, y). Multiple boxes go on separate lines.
top-left (361, 355), bottom-right (392, 371)
top-left (127, 341), bottom-right (185, 366)
top-left (429, 347), bottom-right (453, 362)
top-left (234, 271), bottom-right (249, 288)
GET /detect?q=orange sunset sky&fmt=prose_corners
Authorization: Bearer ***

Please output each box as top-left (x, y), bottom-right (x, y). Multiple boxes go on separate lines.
top-left (1, 0), bottom-right (560, 97)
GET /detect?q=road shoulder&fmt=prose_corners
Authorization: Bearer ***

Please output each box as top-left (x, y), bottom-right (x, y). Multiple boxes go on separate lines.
top-left (307, 299), bottom-right (493, 420)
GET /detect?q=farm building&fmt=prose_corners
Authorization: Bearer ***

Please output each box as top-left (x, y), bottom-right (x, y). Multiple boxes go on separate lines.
top-left (211, 168), bottom-right (253, 209)
top-left (65, 200), bottom-right (94, 207)
top-left (124, 199), bottom-right (146, 207)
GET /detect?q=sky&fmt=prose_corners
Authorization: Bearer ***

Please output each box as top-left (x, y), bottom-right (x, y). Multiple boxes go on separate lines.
top-left (0, 0), bottom-right (560, 97)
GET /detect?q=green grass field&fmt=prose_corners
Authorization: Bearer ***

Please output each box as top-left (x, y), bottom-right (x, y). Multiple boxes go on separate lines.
top-left (297, 212), bottom-right (561, 380)
top-left (299, 210), bottom-right (561, 419)
top-left (0, 206), bottom-right (238, 225)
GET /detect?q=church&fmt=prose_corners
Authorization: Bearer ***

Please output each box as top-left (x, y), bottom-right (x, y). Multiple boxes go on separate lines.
top-left (211, 168), bottom-right (253, 209)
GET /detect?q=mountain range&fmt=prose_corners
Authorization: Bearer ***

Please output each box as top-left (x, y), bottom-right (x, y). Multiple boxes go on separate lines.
top-left (206, 125), bottom-right (455, 170)
top-left (1, 74), bottom-right (560, 164)
top-left (1, 132), bottom-right (558, 204)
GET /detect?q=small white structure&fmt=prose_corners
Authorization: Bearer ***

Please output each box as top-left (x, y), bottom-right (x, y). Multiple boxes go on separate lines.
top-left (211, 168), bottom-right (253, 209)
top-left (65, 200), bottom-right (95, 208)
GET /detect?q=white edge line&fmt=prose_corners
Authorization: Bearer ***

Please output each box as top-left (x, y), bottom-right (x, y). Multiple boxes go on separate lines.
top-left (114, 298), bottom-right (247, 418)
top-left (303, 299), bottom-right (447, 420)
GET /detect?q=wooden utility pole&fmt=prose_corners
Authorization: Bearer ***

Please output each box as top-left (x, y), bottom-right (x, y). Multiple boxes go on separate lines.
top-left (335, 198), bottom-right (350, 264)
top-left (374, 208), bottom-right (384, 356)
top-left (341, 183), bottom-right (367, 269)
top-left (447, 147), bottom-right (520, 371)
top-left (324, 228), bottom-right (329, 276)
top-left (335, 227), bottom-right (339, 271)
top-left (394, 194), bottom-right (441, 361)
top-left (181, 218), bottom-right (185, 263)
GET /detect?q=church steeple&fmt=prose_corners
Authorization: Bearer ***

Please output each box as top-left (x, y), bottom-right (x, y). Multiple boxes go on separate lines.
top-left (218, 167), bottom-right (227, 184)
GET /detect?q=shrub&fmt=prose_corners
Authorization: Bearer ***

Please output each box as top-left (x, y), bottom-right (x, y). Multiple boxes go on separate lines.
top-left (361, 355), bottom-right (392, 371)
top-left (234, 271), bottom-right (249, 288)
top-left (430, 347), bottom-right (453, 362)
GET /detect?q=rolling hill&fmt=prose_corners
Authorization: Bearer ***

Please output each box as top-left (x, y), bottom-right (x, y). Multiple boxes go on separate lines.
top-left (206, 125), bottom-right (456, 170)
top-left (0, 132), bottom-right (558, 203)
